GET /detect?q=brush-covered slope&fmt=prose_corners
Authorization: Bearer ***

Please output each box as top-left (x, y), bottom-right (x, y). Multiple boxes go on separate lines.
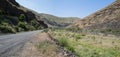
top-left (74, 0), bottom-right (120, 29)
top-left (0, 0), bottom-right (48, 33)
top-left (39, 13), bottom-right (80, 27)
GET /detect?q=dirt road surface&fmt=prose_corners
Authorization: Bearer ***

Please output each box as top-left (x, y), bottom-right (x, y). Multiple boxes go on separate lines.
top-left (0, 30), bottom-right (42, 57)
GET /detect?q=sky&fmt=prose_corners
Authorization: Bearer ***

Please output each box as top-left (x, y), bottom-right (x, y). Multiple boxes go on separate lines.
top-left (16, 0), bottom-right (115, 18)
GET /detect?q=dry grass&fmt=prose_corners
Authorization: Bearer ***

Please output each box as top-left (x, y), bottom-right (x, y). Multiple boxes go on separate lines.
top-left (19, 33), bottom-right (65, 57)
top-left (49, 29), bottom-right (120, 57)
top-left (37, 40), bottom-right (59, 57)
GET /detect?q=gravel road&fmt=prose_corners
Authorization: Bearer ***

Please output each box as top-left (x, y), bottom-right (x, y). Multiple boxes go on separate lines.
top-left (0, 30), bottom-right (42, 57)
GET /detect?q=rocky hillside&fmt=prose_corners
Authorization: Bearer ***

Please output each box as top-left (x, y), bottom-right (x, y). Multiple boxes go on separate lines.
top-left (39, 13), bottom-right (80, 27)
top-left (74, 0), bottom-right (120, 29)
top-left (0, 0), bottom-right (48, 33)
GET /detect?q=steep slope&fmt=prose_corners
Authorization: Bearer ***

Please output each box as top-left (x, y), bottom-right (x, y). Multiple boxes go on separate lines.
top-left (74, 0), bottom-right (120, 29)
top-left (0, 0), bottom-right (48, 33)
top-left (39, 13), bottom-right (80, 27)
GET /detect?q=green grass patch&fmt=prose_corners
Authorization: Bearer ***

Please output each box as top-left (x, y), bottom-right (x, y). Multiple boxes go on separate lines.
top-left (58, 37), bottom-right (75, 52)
top-left (58, 37), bottom-right (68, 47)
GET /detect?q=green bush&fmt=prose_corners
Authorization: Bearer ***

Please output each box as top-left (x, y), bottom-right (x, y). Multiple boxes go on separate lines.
top-left (29, 25), bottom-right (36, 31)
top-left (30, 19), bottom-right (43, 30)
top-left (37, 26), bottom-right (43, 30)
top-left (30, 20), bottom-right (37, 25)
top-left (75, 34), bottom-right (82, 41)
top-left (14, 26), bottom-right (24, 32)
top-left (18, 22), bottom-right (29, 31)
top-left (43, 29), bottom-right (49, 32)
top-left (30, 20), bottom-right (39, 27)
top-left (58, 37), bottom-right (68, 47)
top-left (66, 46), bottom-right (75, 53)
top-left (58, 37), bottom-right (75, 52)
top-left (19, 14), bottom-right (26, 21)
top-left (0, 22), bottom-right (16, 33)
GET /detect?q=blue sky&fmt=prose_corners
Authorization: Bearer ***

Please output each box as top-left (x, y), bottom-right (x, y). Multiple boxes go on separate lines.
top-left (16, 0), bottom-right (115, 18)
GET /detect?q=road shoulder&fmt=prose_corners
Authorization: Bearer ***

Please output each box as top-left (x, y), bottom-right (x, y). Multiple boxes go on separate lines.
top-left (18, 32), bottom-right (65, 57)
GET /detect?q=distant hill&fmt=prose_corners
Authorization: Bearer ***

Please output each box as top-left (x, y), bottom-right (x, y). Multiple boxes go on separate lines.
top-left (74, 0), bottom-right (120, 30)
top-left (39, 13), bottom-right (80, 27)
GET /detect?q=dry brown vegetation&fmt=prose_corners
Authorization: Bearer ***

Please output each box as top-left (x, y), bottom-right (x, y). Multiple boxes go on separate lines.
top-left (19, 33), bottom-right (65, 57)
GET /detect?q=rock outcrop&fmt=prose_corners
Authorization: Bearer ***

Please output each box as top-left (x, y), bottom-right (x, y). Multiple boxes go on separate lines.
top-left (0, 0), bottom-right (48, 28)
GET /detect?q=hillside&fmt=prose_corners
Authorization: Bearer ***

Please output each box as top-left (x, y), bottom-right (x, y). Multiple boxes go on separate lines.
top-left (0, 0), bottom-right (48, 33)
top-left (39, 13), bottom-right (80, 27)
top-left (74, 0), bottom-right (120, 29)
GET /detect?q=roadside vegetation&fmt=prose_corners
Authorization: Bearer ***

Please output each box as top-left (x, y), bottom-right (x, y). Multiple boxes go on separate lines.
top-left (37, 40), bottom-right (58, 57)
top-left (0, 14), bottom-right (43, 33)
top-left (34, 33), bottom-right (66, 57)
top-left (49, 28), bottom-right (120, 57)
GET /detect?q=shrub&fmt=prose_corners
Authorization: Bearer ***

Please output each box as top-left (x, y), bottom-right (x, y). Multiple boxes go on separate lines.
top-left (66, 46), bottom-right (75, 52)
top-left (0, 22), bottom-right (16, 33)
top-left (29, 25), bottom-right (36, 31)
top-left (58, 37), bottom-right (75, 52)
top-left (30, 20), bottom-right (43, 30)
top-left (58, 37), bottom-right (68, 47)
top-left (43, 29), bottom-right (49, 32)
top-left (30, 20), bottom-right (39, 27)
top-left (18, 22), bottom-right (29, 31)
top-left (19, 14), bottom-right (26, 22)
top-left (37, 26), bottom-right (43, 30)
top-left (81, 34), bottom-right (86, 36)
top-left (14, 26), bottom-right (24, 32)
top-left (75, 34), bottom-right (82, 41)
